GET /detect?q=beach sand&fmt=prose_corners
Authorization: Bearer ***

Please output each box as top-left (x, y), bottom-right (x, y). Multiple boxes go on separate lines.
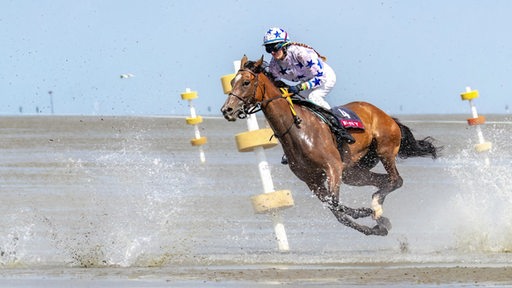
top-left (1, 265), bottom-right (511, 287)
top-left (168, 265), bottom-right (512, 286)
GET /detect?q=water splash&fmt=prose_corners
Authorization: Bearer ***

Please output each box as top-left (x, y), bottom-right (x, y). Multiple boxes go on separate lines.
top-left (0, 208), bottom-right (36, 266)
top-left (11, 132), bottom-right (198, 268)
top-left (445, 126), bottom-right (512, 253)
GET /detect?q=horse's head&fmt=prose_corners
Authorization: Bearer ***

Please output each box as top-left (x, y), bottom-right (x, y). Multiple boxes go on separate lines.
top-left (221, 55), bottom-right (265, 121)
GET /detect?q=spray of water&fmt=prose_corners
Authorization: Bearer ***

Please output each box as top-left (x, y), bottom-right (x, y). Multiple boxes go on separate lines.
top-left (33, 133), bottom-right (196, 268)
top-left (445, 126), bottom-right (512, 253)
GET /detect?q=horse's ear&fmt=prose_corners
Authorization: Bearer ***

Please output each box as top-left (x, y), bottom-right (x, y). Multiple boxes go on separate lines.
top-left (252, 55), bottom-right (264, 73)
top-left (240, 55), bottom-right (248, 69)
top-left (254, 55), bottom-right (264, 68)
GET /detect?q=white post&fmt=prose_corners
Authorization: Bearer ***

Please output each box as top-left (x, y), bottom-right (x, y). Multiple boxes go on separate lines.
top-left (185, 88), bottom-right (206, 163)
top-left (466, 87), bottom-right (486, 145)
top-left (465, 86), bottom-right (490, 166)
top-left (233, 61), bottom-right (290, 251)
top-left (247, 113), bottom-right (289, 251)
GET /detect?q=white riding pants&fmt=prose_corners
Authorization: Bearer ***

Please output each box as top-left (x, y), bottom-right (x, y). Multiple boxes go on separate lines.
top-left (300, 64), bottom-right (336, 109)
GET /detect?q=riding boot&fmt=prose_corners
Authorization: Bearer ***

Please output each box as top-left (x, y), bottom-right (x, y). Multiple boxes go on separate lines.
top-left (337, 126), bottom-right (356, 144)
top-left (329, 116), bottom-right (355, 144)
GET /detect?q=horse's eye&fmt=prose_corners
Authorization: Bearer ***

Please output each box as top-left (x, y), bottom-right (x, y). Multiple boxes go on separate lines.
top-left (243, 80), bottom-right (250, 86)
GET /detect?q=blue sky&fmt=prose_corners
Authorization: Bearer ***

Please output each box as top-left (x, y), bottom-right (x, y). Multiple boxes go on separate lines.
top-left (1, 0), bottom-right (511, 116)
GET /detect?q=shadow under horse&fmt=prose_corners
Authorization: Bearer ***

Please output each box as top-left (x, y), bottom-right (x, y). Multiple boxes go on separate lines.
top-left (221, 55), bottom-right (440, 236)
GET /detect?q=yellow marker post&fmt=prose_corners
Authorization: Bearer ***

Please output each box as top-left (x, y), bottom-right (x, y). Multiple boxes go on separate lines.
top-left (220, 61), bottom-right (294, 252)
top-left (181, 88), bottom-right (207, 163)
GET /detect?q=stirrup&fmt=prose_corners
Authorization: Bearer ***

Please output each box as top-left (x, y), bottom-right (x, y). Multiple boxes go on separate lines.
top-left (281, 154), bottom-right (289, 165)
top-left (328, 116), bottom-right (355, 144)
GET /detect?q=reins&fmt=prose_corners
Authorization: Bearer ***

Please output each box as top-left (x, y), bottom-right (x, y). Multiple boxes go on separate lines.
top-left (231, 67), bottom-right (302, 139)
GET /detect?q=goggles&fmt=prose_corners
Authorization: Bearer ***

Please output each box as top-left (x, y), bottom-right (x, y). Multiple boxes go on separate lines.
top-left (265, 43), bottom-right (283, 53)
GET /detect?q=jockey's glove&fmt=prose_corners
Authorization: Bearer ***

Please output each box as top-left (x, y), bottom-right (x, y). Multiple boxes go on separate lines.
top-left (288, 84), bottom-right (303, 94)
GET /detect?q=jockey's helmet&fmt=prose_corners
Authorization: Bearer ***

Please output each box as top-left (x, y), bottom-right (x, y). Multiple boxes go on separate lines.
top-left (263, 27), bottom-right (289, 45)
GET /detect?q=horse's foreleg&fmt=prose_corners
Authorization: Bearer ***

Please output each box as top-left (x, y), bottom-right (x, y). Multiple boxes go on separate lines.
top-left (318, 164), bottom-right (375, 220)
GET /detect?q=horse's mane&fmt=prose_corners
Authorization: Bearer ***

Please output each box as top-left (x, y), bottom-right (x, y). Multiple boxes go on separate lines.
top-left (243, 60), bottom-right (288, 89)
top-left (243, 60), bottom-right (268, 73)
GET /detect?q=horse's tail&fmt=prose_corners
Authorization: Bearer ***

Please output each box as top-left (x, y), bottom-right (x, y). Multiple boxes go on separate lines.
top-left (394, 118), bottom-right (440, 159)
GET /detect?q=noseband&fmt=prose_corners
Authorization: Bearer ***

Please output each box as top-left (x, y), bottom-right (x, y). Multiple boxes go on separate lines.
top-left (228, 68), bottom-right (283, 118)
top-left (227, 67), bottom-right (302, 138)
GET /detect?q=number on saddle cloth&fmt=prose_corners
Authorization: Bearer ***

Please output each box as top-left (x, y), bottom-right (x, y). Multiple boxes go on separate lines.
top-left (331, 106), bottom-right (365, 130)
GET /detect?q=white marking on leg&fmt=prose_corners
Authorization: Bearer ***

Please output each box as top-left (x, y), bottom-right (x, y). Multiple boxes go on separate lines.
top-left (372, 195), bottom-right (383, 219)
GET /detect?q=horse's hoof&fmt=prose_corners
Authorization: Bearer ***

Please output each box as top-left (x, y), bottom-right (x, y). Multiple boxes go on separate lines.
top-left (377, 216), bottom-right (392, 231)
top-left (371, 224), bottom-right (389, 236)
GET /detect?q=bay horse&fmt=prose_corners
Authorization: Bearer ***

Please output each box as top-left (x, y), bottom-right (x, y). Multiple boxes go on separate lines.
top-left (221, 55), bottom-right (439, 236)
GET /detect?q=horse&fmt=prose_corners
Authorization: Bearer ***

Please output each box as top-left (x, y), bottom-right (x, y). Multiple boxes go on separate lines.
top-left (221, 55), bottom-right (440, 236)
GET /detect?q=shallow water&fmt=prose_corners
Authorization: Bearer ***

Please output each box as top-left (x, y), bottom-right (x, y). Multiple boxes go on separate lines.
top-left (0, 114), bottom-right (511, 286)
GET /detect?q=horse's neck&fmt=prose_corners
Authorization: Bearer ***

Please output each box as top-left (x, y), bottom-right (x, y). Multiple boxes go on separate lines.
top-left (259, 77), bottom-right (295, 135)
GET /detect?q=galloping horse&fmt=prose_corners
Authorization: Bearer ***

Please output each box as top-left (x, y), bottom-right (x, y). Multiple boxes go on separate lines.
top-left (221, 55), bottom-right (440, 236)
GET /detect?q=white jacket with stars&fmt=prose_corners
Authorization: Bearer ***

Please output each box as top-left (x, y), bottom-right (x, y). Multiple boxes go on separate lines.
top-left (268, 44), bottom-right (332, 90)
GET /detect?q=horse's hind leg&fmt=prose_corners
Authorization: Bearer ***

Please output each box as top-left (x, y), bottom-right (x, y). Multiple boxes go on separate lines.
top-left (329, 206), bottom-right (388, 236)
top-left (339, 205), bottom-right (373, 219)
top-left (343, 158), bottom-right (403, 219)
top-left (371, 156), bottom-right (403, 219)
top-left (309, 169), bottom-right (385, 236)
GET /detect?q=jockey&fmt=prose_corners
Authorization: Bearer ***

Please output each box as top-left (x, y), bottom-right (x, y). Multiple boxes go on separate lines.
top-left (263, 27), bottom-right (335, 110)
top-left (263, 27), bottom-right (355, 164)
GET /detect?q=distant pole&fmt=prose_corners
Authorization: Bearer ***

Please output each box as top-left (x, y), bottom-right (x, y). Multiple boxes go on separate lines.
top-left (180, 88), bottom-right (207, 163)
top-left (48, 91), bottom-right (54, 115)
top-left (460, 87), bottom-right (492, 166)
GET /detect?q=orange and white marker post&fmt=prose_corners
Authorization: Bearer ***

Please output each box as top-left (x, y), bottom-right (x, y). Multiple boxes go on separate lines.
top-left (221, 61), bottom-right (294, 252)
top-left (181, 88), bottom-right (207, 163)
top-left (460, 87), bottom-right (492, 165)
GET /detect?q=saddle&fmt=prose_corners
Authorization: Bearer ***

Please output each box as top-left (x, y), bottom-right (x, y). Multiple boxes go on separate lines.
top-left (291, 97), bottom-right (363, 148)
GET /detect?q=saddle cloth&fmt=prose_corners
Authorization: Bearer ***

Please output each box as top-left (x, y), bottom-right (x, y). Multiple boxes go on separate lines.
top-left (331, 106), bottom-right (365, 130)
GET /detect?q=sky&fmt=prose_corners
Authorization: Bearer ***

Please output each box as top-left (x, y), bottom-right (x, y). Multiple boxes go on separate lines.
top-left (1, 0), bottom-right (511, 116)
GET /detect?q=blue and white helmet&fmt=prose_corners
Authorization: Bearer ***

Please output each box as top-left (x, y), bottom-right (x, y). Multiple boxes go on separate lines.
top-left (263, 27), bottom-right (289, 45)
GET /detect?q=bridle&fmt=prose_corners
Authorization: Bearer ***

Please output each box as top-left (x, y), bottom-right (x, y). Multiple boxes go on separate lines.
top-left (227, 68), bottom-right (282, 118)
top-left (228, 67), bottom-right (302, 138)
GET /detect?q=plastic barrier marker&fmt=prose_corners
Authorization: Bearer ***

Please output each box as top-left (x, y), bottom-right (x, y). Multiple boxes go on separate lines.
top-left (221, 61), bottom-right (294, 252)
top-left (460, 86), bottom-right (492, 165)
top-left (181, 88), bottom-right (207, 163)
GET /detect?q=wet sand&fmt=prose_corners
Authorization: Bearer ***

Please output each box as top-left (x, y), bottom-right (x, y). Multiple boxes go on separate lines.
top-left (165, 265), bottom-right (512, 286)
top-left (1, 265), bottom-right (511, 287)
